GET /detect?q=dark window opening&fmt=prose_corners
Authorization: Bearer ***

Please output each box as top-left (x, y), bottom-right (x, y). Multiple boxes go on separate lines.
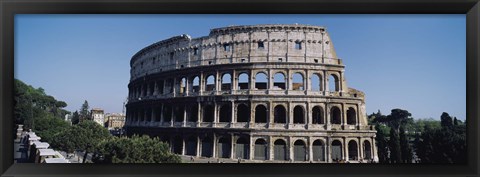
top-left (254, 105), bottom-right (267, 123)
top-left (223, 44), bottom-right (231, 51)
top-left (188, 105), bottom-right (198, 122)
top-left (347, 108), bottom-right (356, 125)
top-left (236, 104), bottom-right (250, 122)
top-left (193, 48), bottom-right (199, 55)
top-left (274, 105), bottom-right (287, 123)
top-left (258, 41), bottom-right (264, 49)
top-left (203, 105), bottom-right (214, 122)
top-left (219, 104), bottom-right (231, 122)
top-left (293, 106), bottom-right (305, 124)
top-left (312, 106), bottom-right (324, 124)
top-left (331, 107), bottom-right (341, 124)
top-left (295, 42), bottom-right (302, 50)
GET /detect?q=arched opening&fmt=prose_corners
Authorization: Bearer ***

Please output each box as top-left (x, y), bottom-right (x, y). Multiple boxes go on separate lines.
top-left (348, 140), bottom-right (358, 161)
top-left (206, 75), bottom-right (215, 91)
top-left (163, 105), bottom-right (172, 122)
top-left (254, 139), bottom-right (267, 160)
top-left (293, 106), bottom-right (305, 124)
top-left (254, 105), bottom-right (267, 123)
top-left (331, 140), bottom-right (343, 161)
top-left (188, 104), bottom-right (198, 122)
top-left (347, 107), bottom-right (356, 125)
top-left (236, 104), bottom-right (250, 122)
top-left (172, 136), bottom-right (183, 154)
top-left (274, 139), bottom-right (287, 161)
top-left (236, 137), bottom-right (249, 159)
top-left (192, 76), bottom-right (200, 93)
top-left (175, 105), bottom-right (184, 122)
top-left (312, 140), bottom-right (325, 161)
top-left (167, 78), bottom-right (174, 93)
top-left (330, 106), bottom-right (341, 124)
top-left (217, 137), bottom-right (231, 158)
top-left (221, 73), bottom-right (232, 91)
top-left (238, 73), bottom-right (249, 90)
top-left (180, 77), bottom-right (187, 94)
top-left (363, 141), bottom-right (372, 160)
top-left (149, 82), bottom-right (155, 95)
top-left (312, 106), bottom-right (324, 124)
top-left (292, 73), bottom-right (304, 90)
top-left (185, 136), bottom-right (197, 156)
top-left (219, 104), bottom-right (231, 122)
top-left (311, 74), bottom-right (322, 91)
top-left (157, 80), bottom-right (164, 94)
top-left (255, 72), bottom-right (268, 90)
top-left (294, 140), bottom-right (307, 161)
top-left (329, 74), bottom-right (339, 92)
top-left (273, 72), bottom-right (286, 90)
top-left (274, 105), bottom-right (287, 123)
top-left (203, 105), bottom-right (214, 122)
top-left (201, 137), bottom-right (213, 157)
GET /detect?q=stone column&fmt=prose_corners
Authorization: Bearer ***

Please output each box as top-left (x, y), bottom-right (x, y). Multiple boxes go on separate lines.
top-left (287, 69), bottom-right (292, 91)
top-left (326, 137), bottom-right (331, 162)
top-left (181, 137), bottom-right (186, 155)
top-left (343, 137), bottom-right (348, 161)
top-left (308, 137), bottom-right (313, 161)
top-left (212, 134), bottom-right (217, 158)
top-left (326, 104), bottom-right (330, 130)
top-left (197, 102), bottom-right (202, 125)
top-left (199, 72), bottom-right (204, 95)
top-left (153, 81), bottom-right (158, 96)
top-left (249, 136), bottom-right (254, 160)
top-left (306, 102), bottom-right (311, 128)
top-left (185, 78), bottom-right (190, 96)
top-left (159, 104), bottom-right (164, 125)
top-left (358, 137), bottom-right (363, 161)
top-left (170, 105), bottom-right (175, 126)
top-left (230, 134), bottom-right (235, 159)
top-left (213, 102), bottom-right (218, 125)
top-left (232, 70), bottom-right (237, 92)
top-left (288, 137), bottom-right (294, 161)
top-left (342, 103), bottom-right (346, 128)
top-left (183, 105), bottom-right (187, 126)
top-left (196, 136), bottom-right (201, 157)
top-left (324, 71), bottom-right (329, 94)
top-left (215, 71), bottom-right (220, 93)
top-left (231, 101), bottom-right (235, 125)
top-left (269, 136), bottom-right (273, 160)
top-left (288, 102), bottom-right (292, 128)
top-left (268, 69), bottom-right (273, 90)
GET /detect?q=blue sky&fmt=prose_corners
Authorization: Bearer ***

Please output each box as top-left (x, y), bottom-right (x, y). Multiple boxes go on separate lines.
top-left (15, 14), bottom-right (466, 120)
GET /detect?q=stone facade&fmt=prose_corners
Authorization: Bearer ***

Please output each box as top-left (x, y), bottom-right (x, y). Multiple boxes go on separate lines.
top-left (105, 113), bottom-right (126, 130)
top-left (91, 108), bottom-right (105, 126)
top-left (125, 24), bottom-right (378, 163)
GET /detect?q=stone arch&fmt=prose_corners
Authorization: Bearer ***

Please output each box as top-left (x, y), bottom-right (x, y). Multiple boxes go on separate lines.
top-left (205, 74), bottom-right (215, 91)
top-left (221, 73), bottom-right (232, 91)
top-left (254, 138), bottom-right (268, 160)
top-left (254, 104), bottom-right (268, 123)
top-left (293, 105), bottom-right (305, 124)
top-left (363, 140), bottom-right (372, 160)
top-left (201, 136), bottom-right (213, 157)
top-left (172, 135), bottom-right (183, 154)
top-left (238, 72), bottom-right (249, 90)
top-left (312, 106), bottom-right (324, 124)
top-left (347, 107), bottom-right (356, 125)
top-left (192, 76), bottom-right (200, 92)
top-left (293, 140), bottom-right (307, 161)
top-left (348, 140), bottom-right (359, 161)
top-left (331, 140), bottom-right (343, 161)
top-left (273, 72), bottom-right (286, 90)
top-left (163, 105), bottom-right (172, 122)
top-left (217, 137), bottom-right (231, 158)
top-left (255, 72), bottom-right (268, 90)
top-left (330, 106), bottom-right (341, 124)
top-left (219, 104), bottom-right (231, 123)
top-left (185, 136), bottom-right (197, 156)
top-left (328, 73), bottom-right (340, 92)
top-left (236, 137), bottom-right (249, 159)
top-left (179, 77), bottom-right (187, 94)
top-left (312, 139), bottom-right (325, 161)
top-left (188, 104), bottom-right (198, 122)
top-left (311, 73), bottom-right (322, 91)
top-left (203, 104), bottom-right (214, 122)
top-left (174, 105), bottom-right (184, 122)
top-left (274, 139), bottom-right (287, 161)
top-left (274, 105), bottom-right (287, 123)
top-left (236, 104), bottom-right (250, 122)
top-left (292, 72), bottom-right (304, 90)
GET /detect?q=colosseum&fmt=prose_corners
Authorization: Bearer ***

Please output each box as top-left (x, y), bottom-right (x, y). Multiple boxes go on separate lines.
top-left (125, 24), bottom-right (378, 163)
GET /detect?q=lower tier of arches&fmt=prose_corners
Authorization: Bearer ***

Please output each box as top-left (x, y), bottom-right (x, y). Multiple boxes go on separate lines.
top-left (126, 126), bottom-right (378, 163)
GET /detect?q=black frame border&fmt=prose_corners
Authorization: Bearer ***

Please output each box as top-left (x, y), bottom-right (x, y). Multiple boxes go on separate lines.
top-left (1, 1), bottom-right (479, 177)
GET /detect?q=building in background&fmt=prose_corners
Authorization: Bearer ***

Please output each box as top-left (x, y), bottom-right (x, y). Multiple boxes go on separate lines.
top-left (64, 113), bottom-right (72, 125)
top-left (91, 108), bottom-right (105, 126)
top-left (105, 113), bottom-right (126, 130)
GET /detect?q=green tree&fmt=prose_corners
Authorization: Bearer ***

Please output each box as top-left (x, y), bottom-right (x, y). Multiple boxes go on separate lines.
top-left (374, 124), bottom-right (390, 163)
top-left (440, 112), bottom-right (454, 130)
top-left (93, 135), bottom-right (181, 163)
top-left (71, 111), bottom-right (80, 125)
top-left (399, 126), bottom-right (412, 163)
top-left (389, 127), bottom-right (402, 163)
top-left (51, 120), bottom-right (111, 153)
top-left (33, 114), bottom-right (70, 143)
top-left (79, 100), bottom-right (90, 122)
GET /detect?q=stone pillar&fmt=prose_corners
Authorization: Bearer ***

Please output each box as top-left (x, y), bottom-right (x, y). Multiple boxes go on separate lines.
top-left (230, 134), bottom-right (235, 159)
top-left (199, 72), bottom-right (204, 95)
top-left (196, 136), bottom-right (201, 157)
top-left (288, 102), bottom-right (292, 128)
top-left (372, 137), bottom-right (378, 162)
top-left (159, 104), bottom-right (164, 125)
top-left (181, 137), bottom-right (186, 155)
top-left (213, 102), bottom-right (218, 125)
top-left (268, 69), bottom-right (273, 90)
top-left (197, 102), bottom-right (202, 124)
top-left (215, 71), bottom-right (220, 93)
top-left (183, 105), bottom-right (187, 126)
top-left (185, 78), bottom-right (190, 96)
top-left (343, 137), bottom-right (348, 161)
top-left (325, 104), bottom-right (330, 129)
top-left (212, 133), bottom-right (217, 158)
top-left (324, 71), bottom-right (329, 94)
top-left (326, 137), bottom-right (331, 162)
top-left (308, 137), bottom-right (313, 161)
top-left (170, 105), bottom-right (175, 126)
top-left (288, 137), bottom-right (294, 161)
top-left (268, 136), bottom-right (273, 160)
top-left (306, 102), bottom-right (311, 127)
top-left (153, 81), bottom-right (158, 95)
top-left (287, 69), bottom-right (292, 91)
top-left (232, 70), bottom-right (237, 91)
top-left (358, 137), bottom-right (363, 161)
top-left (342, 103), bottom-right (346, 127)
top-left (172, 78), bottom-right (177, 96)
top-left (249, 136), bottom-right (254, 160)
top-left (231, 101), bottom-right (235, 124)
